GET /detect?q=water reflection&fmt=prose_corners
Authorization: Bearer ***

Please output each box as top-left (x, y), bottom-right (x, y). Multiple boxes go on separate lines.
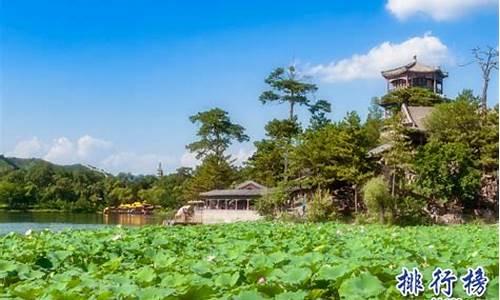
top-left (102, 213), bottom-right (162, 226)
top-left (0, 211), bottom-right (164, 235)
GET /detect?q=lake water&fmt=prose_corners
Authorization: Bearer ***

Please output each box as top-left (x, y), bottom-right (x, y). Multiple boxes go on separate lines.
top-left (0, 211), bottom-right (165, 235)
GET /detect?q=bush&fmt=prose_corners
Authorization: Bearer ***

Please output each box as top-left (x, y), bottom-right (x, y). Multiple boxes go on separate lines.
top-left (362, 177), bottom-right (394, 224)
top-left (255, 185), bottom-right (288, 218)
top-left (353, 213), bottom-right (377, 225)
top-left (72, 196), bottom-right (95, 213)
top-left (393, 195), bottom-right (431, 226)
top-left (306, 188), bottom-right (337, 222)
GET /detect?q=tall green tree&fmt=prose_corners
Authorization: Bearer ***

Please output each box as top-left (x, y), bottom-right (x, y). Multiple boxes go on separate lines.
top-left (364, 97), bottom-right (384, 148)
top-left (259, 66), bottom-right (318, 120)
top-left (290, 112), bottom-right (372, 189)
top-left (184, 108), bottom-right (248, 201)
top-left (244, 119), bottom-right (301, 186)
top-left (183, 155), bottom-right (238, 201)
top-left (308, 99), bottom-right (332, 130)
top-left (424, 90), bottom-right (481, 149)
top-left (187, 108), bottom-right (249, 160)
top-left (382, 114), bottom-right (415, 196)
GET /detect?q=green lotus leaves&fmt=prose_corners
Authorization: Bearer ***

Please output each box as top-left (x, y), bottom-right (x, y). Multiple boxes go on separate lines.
top-left (215, 272), bottom-right (240, 288)
top-left (338, 272), bottom-right (384, 299)
top-left (0, 223), bottom-right (496, 299)
top-left (233, 290), bottom-right (267, 300)
top-left (315, 264), bottom-right (351, 282)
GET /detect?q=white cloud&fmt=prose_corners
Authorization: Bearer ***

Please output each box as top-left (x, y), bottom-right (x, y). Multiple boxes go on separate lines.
top-left (8, 135), bottom-right (174, 175)
top-left (307, 33), bottom-right (449, 82)
top-left (43, 136), bottom-right (112, 165)
top-left (101, 152), bottom-right (172, 175)
top-left (180, 152), bottom-right (200, 168)
top-left (7, 137), bottom-right (45, 158)
top-left (77, 135), bottom-right (112, 159)
top-left (9, 136), bottom-right (254, 175)
top-left (180, 147), bottom-right (255, 169)
top-left (43, 137), bottom-right (76, 165)
top-left (386, 0), bottom-right (497, 21)
top-left (231, 147), bottom-right (255, 166)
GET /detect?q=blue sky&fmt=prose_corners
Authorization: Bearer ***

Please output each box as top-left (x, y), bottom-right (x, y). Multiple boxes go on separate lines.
top-left (1, 0), bottom-right (498, 174)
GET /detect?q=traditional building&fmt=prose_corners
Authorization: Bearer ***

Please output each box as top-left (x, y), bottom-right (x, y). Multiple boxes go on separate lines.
top-left (369, 57), bottom-right (448, 194)
top-left (369, 57), bottom-right (446, 156)
top-left (381, 55), bottom-right (447, 94)
top-left (157, 162), bottom-right (164, 178)
top-left (400, 104), bottom-right (434, 131)
top-left (199, 180), bottom-right (268, 210)
top-left (377, 57), bottom-right (446, 146)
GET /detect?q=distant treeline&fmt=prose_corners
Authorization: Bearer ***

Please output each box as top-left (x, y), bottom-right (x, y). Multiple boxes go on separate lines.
top-left (0, 156), bottom-right (194, 212)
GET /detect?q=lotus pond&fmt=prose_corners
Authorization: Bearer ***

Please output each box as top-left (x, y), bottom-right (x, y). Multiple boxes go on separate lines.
top-left (0, 223), bottom-right (498, 299)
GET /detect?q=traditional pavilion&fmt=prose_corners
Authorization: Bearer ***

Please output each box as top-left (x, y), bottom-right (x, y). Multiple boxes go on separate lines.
top-left (368, 57), bottom-right (446, 157)
top-left (381, 55), bottom-right (447, 94)
top-left (199, 180), bottom-right (268, 210)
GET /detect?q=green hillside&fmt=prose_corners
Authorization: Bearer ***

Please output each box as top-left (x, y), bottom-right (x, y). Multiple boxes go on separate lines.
top-left (0, 155), bottom-right (108, 175)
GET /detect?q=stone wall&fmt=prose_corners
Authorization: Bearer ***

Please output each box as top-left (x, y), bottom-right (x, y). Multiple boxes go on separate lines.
top-left (201, 209), bottom-right (262, 224)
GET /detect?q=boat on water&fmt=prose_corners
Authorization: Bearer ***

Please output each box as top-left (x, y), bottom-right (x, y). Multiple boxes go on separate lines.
top-left (103, 202), bottom-right (156, 215)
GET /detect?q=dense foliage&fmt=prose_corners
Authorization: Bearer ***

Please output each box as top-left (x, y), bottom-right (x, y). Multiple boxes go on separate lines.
top-left (379, 87), bottom-right (446, 108)
top-left (362, 177), bottom-right (394, 224)
top-left (0, 223), bottom-right (497, 299)
top-left (0, 158), bottom-right (192, 212)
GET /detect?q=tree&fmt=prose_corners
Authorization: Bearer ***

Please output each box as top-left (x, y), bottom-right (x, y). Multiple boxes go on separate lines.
top-left (243, 140), bottom-right (285, 187)
top-left (290, 112), bottom-right (372, 190)
top-left (470, 46), bottom-right (498, 110)
top-left (306, 189), bottom-right (337, 222)
top-left (187, 108), bottom-right (249, 160)
top-left (379, 87), bottom-right (445, 109)
top-left (255, 184), bottom-right (288, 217)
top-left (245, 119), bottom-right (301, 185)
top-left (147, 167), bottom-right (193, 208)
top-left (0, 181), bottom-right (34, 209)
top-left (26, 162), bottom-right (55, 188)
top-left (182, 155), bottom-right (238, 201)
top-left (479, 105), bottom-right (499, 173)
top-left (364, 97), bottom-right (384, 149)
top-left (413, 141), bottom-right (481, 211)
top-left (424, 90), bottom-right (482, 152)
top-left (362, 177), bottom-right (393, 224)
top-left (308, 99), bottom-right (332, 130)
top-left (382, 114), bottom-right (415, 196)
top-left (259, 66), bottom-right (318, 120)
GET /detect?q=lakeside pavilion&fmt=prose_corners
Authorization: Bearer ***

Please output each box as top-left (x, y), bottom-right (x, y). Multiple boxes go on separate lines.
top-left (199, 180), bottom-right (268, 210)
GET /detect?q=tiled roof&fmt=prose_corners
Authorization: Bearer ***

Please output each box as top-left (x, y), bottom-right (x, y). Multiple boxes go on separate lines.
top-left (381, 58), bottom-right (447, 79)
top-left (402, 104), bottom-right (434, 130)
top-left (200, 181), bottom-right (268, 198)
top-left (200, 188), bottom-right (267, 197)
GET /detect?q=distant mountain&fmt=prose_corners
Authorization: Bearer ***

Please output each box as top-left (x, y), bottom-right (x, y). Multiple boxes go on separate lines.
top-left (0, 155), bottom-right (111, 177)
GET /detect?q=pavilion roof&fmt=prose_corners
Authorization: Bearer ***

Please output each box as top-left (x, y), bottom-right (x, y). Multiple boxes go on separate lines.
top-left (199, 180), bottom-right (268, 198)
top-left (381, 57), bottom-right (447, 79)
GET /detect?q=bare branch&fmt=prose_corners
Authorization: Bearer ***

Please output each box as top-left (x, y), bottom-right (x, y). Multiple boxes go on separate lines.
top-left (470, 46), bottom-right (499, 110)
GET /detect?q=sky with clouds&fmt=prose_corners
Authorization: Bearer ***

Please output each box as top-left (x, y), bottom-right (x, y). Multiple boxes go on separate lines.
top-left (1, 0), bottom-right (498, 175)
